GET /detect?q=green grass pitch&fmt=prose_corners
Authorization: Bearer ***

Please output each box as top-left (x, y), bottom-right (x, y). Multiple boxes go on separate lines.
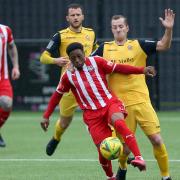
top-left (0, 111), bottom-right (180, 180)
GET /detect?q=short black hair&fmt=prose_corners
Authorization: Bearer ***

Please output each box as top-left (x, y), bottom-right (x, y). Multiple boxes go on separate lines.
top-left (66, 3), bottom-right (84, 15)
top-left (66, 42), bottom-right (84, 55)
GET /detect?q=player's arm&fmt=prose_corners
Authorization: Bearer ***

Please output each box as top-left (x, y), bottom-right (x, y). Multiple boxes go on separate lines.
top-left (40, 33), bottom-right (69, 67)
top-left (113, 63), bottom-right (156, 76)
top-left (156, 9), bottom-right (175, 51)
top-left (7, 26), bottom-right (20, 80)
top-left (40, 73), bottom-right (71, 131)
top-left (95, 56), bottom-right (156, 76)
top-left (139, 40), bottom-right (157, 56)
top-left (40, 91), bottom-right (63, 131)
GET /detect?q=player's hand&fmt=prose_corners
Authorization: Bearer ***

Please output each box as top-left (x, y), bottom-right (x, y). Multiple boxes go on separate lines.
top-left (11, 67), bottom-right (20, 80)
top-left (40, 118), bottom-right (49, 131)
top-left (144, 66), bottom-right (156, 77)
top-left (159, 9), bottom-right (175, 29)
top-left (54, 57), bottom-right (69, 67)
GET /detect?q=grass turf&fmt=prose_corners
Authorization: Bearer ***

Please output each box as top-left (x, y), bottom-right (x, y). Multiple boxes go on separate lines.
top-left (0, 111), bottom-right (180, 180)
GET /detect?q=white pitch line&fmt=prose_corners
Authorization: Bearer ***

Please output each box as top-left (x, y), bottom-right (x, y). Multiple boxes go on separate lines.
top-left (0, 158), bottom-right (180, 162)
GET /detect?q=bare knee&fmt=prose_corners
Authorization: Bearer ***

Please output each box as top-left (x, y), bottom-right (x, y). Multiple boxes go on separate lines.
top-left (0, 96), bottom-right (13, 111)
top-left (59, 115), bottom-right (73, 129)
top-left (148, 133), bottom-right (163, 146)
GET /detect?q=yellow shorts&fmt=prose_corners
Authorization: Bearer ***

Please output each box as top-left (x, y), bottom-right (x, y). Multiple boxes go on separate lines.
top-left (59, 90), bottom-right (78, 117)
top-left (125, 102), bottom-right (160, 136)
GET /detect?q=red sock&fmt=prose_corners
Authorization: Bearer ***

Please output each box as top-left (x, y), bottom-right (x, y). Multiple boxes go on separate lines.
top-left (97, 147), bottom-right (113, 177)
top-left (114, 119), bottom-right (141, 157)
top-left (0, 108), bottom-right (11, 128)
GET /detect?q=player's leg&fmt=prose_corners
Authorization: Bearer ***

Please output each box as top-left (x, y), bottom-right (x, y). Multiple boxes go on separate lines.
top-left (115, 104), bottom-right (142, 180)
top-left (108, 99), bottom-right (146, 172)
top-left (46, 116), bottom-right (73, 156)
top-left (0, 80), bottom-right (13, 147)
top-left (46, 91), bottom-right (78, 155)
top-left (137, 102), bottom-right (171, 180)
top-left (116, 104), bottom-right (138, 179)
top-left (115, 135), bottom-right (129, 180)
top-left (83, 108), bottom-right (115, 180)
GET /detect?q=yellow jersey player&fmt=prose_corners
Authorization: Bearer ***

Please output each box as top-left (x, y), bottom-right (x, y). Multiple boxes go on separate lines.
top-left (40, 3), bottom-right (98, 156)
top-left (92, 9), bottom-right (175, 180)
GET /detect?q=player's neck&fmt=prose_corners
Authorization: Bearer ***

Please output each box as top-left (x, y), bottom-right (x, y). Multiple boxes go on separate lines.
top-left (115, 38), bottom-right (127, 45)
top-left (69, 25), bottom-right (82, 33)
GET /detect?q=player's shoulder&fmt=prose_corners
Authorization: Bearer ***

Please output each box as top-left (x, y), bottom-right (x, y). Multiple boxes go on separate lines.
top-left (104, 41), bottom-right (114, 45)
top-left (59, 28), bottom-right (69, 34)
top-left (0, 24), bottom-right (11, 30)
top-left (93, 55), bottom-right (102, 59)
top-left (127, 39), bottom-right (138, 43)
top-left (83, 27), bottom-right (95, 32)
top-left (91, 55), bottom-right (104, 63)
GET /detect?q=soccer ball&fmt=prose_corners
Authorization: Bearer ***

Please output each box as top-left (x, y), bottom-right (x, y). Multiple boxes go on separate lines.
top-left (100, 137), bottom-right (122, 160)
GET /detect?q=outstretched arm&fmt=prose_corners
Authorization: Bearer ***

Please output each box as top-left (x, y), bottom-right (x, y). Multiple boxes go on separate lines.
top-left (157, 9), bottom-right (175, 51)
top-left (40, 91), bottom-right (63, 131)
top-left (114, 64), bottom-right (156, 77)
top-left (41, 73), bottom-right (71, 131)
top-left (95, 56), bottom-right (156, 77)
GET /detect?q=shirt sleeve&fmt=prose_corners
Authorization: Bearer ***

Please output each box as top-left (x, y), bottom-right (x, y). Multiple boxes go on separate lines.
top-left (56, 73), bottom-right (71, 94)
top-left (43, 91), bottom-right (63, 119)
top-left (139, 40), bottom-right (157, 56)
top-left (91, 43), bottom-right (104, 56)
top-left (95, 56), bottom-right (144, 75)
top-left (6, 26), bottom-right (14, 44)
top-left (43, 73), bottom-right (71, 119)
top-left (95, 56), bottom-right (116, 74)
top-left (46, 32), bottom-right (61, 54)
top-left (113, 64), bottom-right (144, 74)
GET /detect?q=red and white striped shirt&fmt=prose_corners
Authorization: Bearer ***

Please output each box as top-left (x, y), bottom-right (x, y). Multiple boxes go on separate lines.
top-left (56, 56), bottom-right (144, 110)
top-left (43, 56), bottom-right (144, 119)
top-left (0, 24), bottom-right (14, 80)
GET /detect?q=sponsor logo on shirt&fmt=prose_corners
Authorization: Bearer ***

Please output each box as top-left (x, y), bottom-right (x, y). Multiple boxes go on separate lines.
top-left (66, 36), bottom-right (76, 39)
top-left (110, 58), bottom-right (134, 64)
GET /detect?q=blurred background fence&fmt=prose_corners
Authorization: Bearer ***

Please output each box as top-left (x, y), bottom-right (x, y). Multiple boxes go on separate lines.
top-left (0, 0), bottom-right (179, 111)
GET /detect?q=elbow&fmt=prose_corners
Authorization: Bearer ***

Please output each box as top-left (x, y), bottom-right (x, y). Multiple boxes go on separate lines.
top-left (167, 43), bottom-right (171, 49)
top-left (164, 42), bottom-right (171, 50)
top-left (157, 44), bottom-right (171, 51)
top-left (163, 44), bottom-right (171, 51)
top-left (157, 39), bottom-right (172, 51)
